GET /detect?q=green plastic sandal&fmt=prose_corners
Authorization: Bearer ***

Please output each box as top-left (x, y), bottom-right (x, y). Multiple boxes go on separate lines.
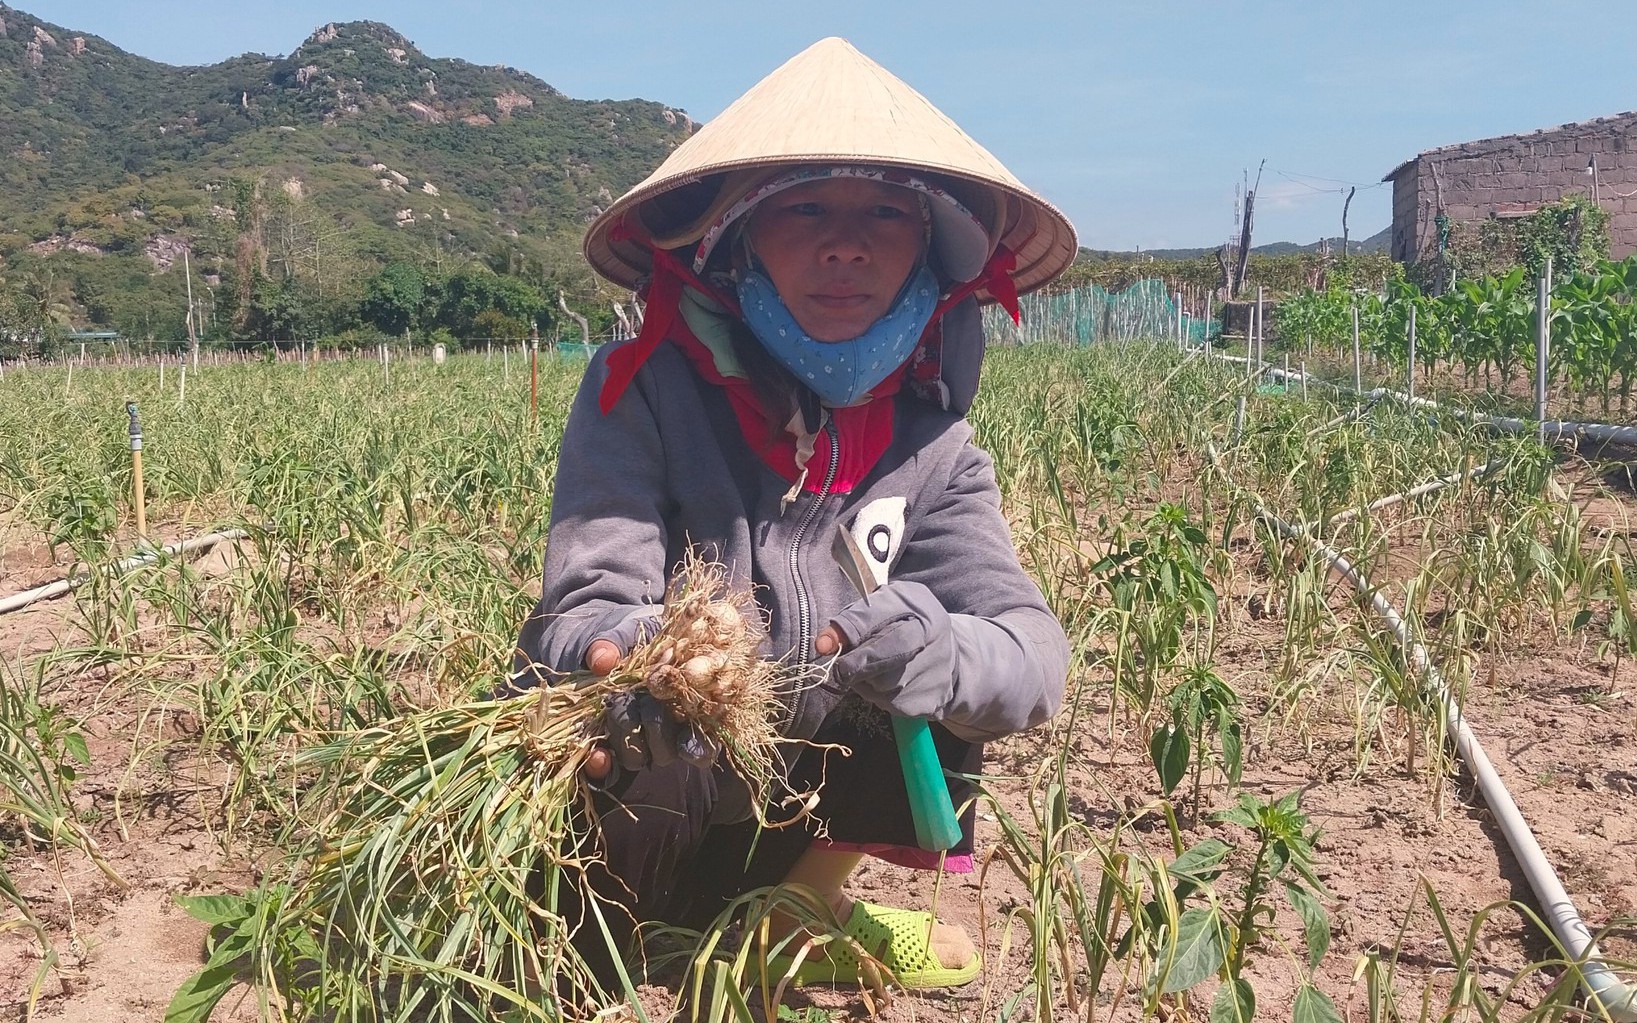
top-left (767, 899), bottom-right (981, 991)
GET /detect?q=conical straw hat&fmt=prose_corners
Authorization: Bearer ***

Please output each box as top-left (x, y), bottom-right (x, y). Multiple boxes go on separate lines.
top-left (584, 37), bottom-right (1078, 303)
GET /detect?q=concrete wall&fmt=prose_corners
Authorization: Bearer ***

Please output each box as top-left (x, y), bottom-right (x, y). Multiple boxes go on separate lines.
top-left (1389, 113), bottom-right (1637, 264)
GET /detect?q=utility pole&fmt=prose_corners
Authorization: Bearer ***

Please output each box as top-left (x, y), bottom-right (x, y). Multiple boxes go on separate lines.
top-left (1341, 186), bottom-right (1356, 257)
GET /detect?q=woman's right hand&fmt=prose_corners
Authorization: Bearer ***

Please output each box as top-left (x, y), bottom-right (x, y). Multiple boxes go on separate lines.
top-left (583, 638), bottom-right (719, 784)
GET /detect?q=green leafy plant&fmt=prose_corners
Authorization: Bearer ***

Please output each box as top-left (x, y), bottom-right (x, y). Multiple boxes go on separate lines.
top-left (165, 887), bottom-right (313, 1023)
top-left (1124, 792), bottom-right (1337, 1023)
top-left (0, 664), bottom-right (123, 1012)
top-left (1095, 503), bottom-right (1220, 715)
top-left (1516, 193), bottom-right (1611, 283)
top-left (1148, 664), bottom-right (1244, 809)
top-left (42, 474), bottom-right (119, 558)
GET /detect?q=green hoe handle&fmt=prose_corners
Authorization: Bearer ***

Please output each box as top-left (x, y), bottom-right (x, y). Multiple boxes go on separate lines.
top-left (891, 715), bottom-right (963, 852)
top-left (832, 522), bottom-right (962, 852)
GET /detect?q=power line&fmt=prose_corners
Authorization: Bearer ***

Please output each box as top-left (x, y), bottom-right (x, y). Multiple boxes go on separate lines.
top-left (1270, 167), bottom-right (1390, 192)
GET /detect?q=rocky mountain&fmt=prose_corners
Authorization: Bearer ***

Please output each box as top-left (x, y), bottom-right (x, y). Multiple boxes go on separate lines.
top-left (0, 6), bottom-right (693, 334)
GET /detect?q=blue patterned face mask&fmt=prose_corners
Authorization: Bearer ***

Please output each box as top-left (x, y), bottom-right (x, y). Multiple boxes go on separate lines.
top-left (736, 263), bottom-right (940, 407)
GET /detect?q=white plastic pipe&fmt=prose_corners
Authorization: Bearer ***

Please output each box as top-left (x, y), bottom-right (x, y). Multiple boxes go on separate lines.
top-left (1238, 352), bottom-right (1637, 448)
top-left (1363, 385), bottom-right (1637, 447)
top-left (1305, 397), bottom-right (1382, 439)
top-left (0, 529), bottom-right (249, 616)
top-left (1306, 458), bottom-right (1495, 533)
top-left (1477, 411), bottom-right (1637, 447)
top-left (1205, 442), bottom-right (1637, 1019)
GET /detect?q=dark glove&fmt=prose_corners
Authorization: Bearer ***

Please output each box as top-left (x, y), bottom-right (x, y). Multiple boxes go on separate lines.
top-left (602, 690), bottom-right (721, 773)
top-left (826, 579), bottom-right (957, 720)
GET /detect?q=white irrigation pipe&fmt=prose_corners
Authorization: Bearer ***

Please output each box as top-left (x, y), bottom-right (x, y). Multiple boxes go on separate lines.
top-left (1305, 457), bottom-right (1498, 533)
top-left (1304, 396), bottom-right (1382, 439)
top-left (1464, 409), bottom-right (1637, 447)
top-left (1361, 384), bottom-right (1637, 447)
top-left (1228, 349), bottom-right (1637, 447)
top-left (0, 529), bottom-right (250, 616)
top-left (1205, 441), bottom-right (1637, 1019)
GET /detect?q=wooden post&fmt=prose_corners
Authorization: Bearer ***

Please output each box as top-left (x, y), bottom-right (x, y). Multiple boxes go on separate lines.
top-left (1536, 258), bottom-right (1552, 441)
top-left (530, 324), bottom-right (540, 421)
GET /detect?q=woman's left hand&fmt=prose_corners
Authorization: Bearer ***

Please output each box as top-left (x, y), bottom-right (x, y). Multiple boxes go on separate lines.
top-left (817, 580), bottom-right (957, 720)
top-left (814, 625), bottom-right (847, 656)
top-left (582, 639), bottom-right (622, 782)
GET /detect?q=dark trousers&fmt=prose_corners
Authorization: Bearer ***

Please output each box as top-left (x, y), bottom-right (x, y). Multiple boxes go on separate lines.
top-left (564, 702), bottom-right (982, 978)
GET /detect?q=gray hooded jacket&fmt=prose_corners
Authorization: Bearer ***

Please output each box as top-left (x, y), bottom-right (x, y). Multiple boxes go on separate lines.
top-left (514, 332), bottom-right (1068, 745)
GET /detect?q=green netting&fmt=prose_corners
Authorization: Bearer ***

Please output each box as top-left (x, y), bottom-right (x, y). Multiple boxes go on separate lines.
top-left (983, 278), bottom-right (1221, 347)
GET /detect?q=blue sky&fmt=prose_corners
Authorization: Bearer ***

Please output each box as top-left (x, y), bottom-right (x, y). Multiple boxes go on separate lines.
top-left (21, 1), bottom-right (1637, 251)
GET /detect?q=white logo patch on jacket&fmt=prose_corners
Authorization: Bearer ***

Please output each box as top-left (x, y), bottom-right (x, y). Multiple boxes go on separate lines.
top-left (848, 496), bottom-right (906, 589)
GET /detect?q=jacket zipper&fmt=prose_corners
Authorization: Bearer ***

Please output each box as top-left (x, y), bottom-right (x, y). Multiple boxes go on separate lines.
top-left (788, 417), bottom-right (842, 677)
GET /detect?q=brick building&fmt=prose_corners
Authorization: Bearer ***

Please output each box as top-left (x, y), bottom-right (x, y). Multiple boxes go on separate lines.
top-left (1384, 111), bottom-right (1637, 264)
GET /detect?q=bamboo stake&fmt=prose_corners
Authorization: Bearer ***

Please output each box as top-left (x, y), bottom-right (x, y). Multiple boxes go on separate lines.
top-left (530, 325), bottom-right (540, 421)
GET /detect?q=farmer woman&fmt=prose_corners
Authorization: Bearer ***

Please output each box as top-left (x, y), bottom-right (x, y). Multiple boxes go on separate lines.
top-left (512, 37), bottom-right (1077, 989)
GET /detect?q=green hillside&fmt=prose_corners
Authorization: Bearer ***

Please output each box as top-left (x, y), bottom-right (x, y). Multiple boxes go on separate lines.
top-left (0, 6), bottom-right (693, 348)
top-left (1079, 226), bottom-right (1391, 263)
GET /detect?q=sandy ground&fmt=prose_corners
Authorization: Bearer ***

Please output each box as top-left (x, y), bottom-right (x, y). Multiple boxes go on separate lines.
top-left (2, 484), bottom-right (1635, 1022)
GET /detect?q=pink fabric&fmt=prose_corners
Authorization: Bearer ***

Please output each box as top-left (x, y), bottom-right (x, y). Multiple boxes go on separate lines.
top-left (669, 321), bottom-right (904, 496)
top-left (818, 839), bottom-right (974, 874)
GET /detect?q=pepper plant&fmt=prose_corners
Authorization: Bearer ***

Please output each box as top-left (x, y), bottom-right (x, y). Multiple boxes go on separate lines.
top-left (1148, 664), bottom-right (1244, 812)
top-left (1093, 503), bottom-right (1219, 716)
top-left (1129, 791), bottom-right (1338, 1023)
